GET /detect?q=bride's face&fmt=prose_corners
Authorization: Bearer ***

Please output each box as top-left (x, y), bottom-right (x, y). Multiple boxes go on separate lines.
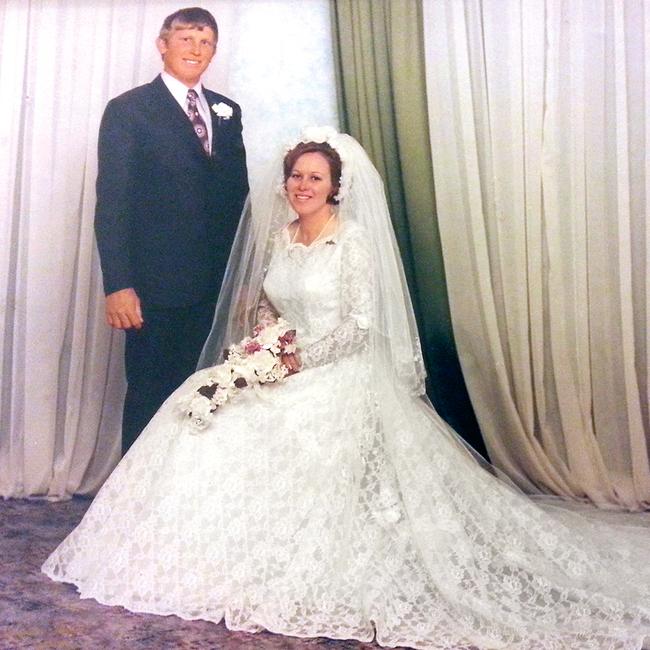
top-left (286, 152), bottom-right (333, 220)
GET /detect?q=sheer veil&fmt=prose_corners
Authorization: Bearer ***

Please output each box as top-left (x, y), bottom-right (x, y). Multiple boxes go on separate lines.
top-left (198, 126), bottom-right (426, 395)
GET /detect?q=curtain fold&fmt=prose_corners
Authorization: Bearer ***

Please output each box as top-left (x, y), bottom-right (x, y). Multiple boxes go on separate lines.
top-left (330, 0), bottom-right (484, 452)
top-left (423, 0), bottom-right (650, 510)
top-left (0, 0), bottom-right (338, 499)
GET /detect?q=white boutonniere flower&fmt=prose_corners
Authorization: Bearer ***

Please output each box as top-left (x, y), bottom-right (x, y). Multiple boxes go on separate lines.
top-left (211, 102), bottom-right (233, 120)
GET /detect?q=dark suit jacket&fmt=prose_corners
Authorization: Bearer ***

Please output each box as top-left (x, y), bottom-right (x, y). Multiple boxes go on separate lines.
top-left (94, 75), bottom-right (248, 309)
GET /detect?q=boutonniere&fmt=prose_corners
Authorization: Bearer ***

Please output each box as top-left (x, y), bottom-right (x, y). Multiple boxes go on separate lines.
top-left (211, 102), bottom-right (233, 122)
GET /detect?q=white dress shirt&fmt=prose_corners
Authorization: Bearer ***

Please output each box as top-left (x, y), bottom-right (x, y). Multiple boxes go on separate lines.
top-left (161, 71), bottom-right (213, 154)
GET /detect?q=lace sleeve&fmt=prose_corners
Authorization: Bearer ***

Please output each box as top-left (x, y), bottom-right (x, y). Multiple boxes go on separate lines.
top-left (300, 226), bottom-right (373, 369)
top-left (256, 291), bottom-right (279, 327)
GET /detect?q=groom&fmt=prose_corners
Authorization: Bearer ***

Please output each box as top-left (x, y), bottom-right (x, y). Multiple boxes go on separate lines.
top-left (94, 7), bottom-right (248, 454)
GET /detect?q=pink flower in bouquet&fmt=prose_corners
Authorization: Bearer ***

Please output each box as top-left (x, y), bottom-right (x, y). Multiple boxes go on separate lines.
top-left (278, 329), bottom-right (297, 354)
top-left (244, 340), bottom-right (262, 354)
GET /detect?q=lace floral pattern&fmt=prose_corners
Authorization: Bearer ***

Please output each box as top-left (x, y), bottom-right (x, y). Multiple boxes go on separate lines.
top-left (43, 222), bottom-right (650, 649)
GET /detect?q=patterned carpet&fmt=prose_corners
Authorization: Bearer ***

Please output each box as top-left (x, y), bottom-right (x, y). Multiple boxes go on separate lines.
top-left (0, 497), bottom-right (403, 650)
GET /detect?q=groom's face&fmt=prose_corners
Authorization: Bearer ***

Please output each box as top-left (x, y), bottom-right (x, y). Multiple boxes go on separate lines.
top-left (157, 24), bottom-right (217, 87)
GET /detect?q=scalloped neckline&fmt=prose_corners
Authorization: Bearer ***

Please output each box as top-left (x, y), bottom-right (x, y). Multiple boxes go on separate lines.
top-left (285, 218), bottom-right (340, 249)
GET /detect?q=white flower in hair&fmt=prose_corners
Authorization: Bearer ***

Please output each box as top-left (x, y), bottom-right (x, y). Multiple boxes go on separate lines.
top-left (299, 125), bottom-right (340, 145)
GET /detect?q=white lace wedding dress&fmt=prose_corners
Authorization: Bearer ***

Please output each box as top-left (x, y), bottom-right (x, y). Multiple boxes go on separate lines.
top-left (43, 221), bottom-right (650, 649)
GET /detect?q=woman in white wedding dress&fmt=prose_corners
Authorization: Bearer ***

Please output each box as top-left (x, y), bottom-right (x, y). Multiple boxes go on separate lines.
top-left (44, 128), bottom-right (650, 650)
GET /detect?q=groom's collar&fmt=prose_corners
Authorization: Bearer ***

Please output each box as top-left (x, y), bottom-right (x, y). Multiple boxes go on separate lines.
top-left (160, 71), bottom-right (207, 110)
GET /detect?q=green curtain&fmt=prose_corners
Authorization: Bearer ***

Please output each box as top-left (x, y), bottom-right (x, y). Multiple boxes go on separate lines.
top-left (330, 0), bottom-right (485, 455)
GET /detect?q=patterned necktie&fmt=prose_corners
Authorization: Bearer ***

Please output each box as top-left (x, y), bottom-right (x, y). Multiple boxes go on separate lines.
top-left (186, 89), bottom-right (210, 154)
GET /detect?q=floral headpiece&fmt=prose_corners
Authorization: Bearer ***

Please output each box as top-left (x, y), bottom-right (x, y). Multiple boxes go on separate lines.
top-left (280, 126), bottom-right (352, 203)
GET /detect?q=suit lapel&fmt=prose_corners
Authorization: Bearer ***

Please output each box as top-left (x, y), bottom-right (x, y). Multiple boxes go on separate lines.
top-left (209, 106), bottom-right (219, 157)
top-left (149, 75), bottom-right (213, 164)
top-left (205, 89), bottom-right (223, 160)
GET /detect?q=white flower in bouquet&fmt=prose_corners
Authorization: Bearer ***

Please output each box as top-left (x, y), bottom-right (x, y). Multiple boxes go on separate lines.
top-left (229, 360), bottom-right (258, 385)
top-left (268, 364), bottom-right (288, 382)
top-left (255, 320), bottom-right (287, 346)
top-left (250, 348), bottom-right (280, 380)
top-left (207, 364), bottom-right (235, 389)
top-left (212, 387), bottom-right (230, 407)
top-left (186, 395), bottom-right (213, 431)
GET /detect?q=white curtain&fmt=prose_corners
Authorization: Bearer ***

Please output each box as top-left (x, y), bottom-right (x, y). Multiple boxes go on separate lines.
top-left (423, 0), bottom-right (650, 510)
top-left (0, 0), bottom-right (337, 499)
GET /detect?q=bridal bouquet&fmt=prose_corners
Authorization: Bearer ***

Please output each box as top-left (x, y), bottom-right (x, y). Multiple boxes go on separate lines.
top-left (177, 319), bottom-right (297, 432)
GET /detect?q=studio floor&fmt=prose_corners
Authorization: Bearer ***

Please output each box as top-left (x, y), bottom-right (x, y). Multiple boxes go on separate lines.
top-left (0, 497), bottom-right (404, 650)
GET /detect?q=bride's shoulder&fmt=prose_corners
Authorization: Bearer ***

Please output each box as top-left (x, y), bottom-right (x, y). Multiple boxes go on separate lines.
top-left (339, 219), bottom-right (367, 237)
top-left (338, 219), bottom-right (370, 246)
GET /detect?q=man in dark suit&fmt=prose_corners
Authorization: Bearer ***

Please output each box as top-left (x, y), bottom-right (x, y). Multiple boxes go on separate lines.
top-left (94, 7), bottom-right (248, 454)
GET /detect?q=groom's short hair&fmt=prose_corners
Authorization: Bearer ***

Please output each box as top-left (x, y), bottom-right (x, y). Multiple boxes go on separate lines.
top-left (159, 7), bottom-right (219, 42)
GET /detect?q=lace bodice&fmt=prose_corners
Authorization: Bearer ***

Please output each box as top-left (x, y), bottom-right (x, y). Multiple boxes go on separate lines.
top-left (261, 221), bottom-right (372, 369)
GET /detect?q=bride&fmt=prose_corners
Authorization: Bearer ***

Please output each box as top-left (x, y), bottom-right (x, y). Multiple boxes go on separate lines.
top-left (43, 127), bottom-right (650, 650)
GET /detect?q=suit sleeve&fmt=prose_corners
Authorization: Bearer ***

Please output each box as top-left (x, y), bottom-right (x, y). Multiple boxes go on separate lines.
top-left (230, 105), bottom-right (249, 197)
top-left (229, 102), bottom-right (249, 223)
top-left (94, 98), bottom-right (137, 295)
top-left (220, 99), bottom-right (249, 225)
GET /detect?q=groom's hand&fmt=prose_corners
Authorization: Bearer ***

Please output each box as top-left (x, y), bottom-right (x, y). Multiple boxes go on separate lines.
top-left (105, 288), bottom-right (144, 330)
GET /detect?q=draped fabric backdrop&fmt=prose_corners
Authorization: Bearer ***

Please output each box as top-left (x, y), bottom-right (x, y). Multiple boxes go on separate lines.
top-left (0, 0), bottom-right (337, 499)
top-left (423, 0), bottom-right (650, 510)
top-left (330, 0), bottom-right (484, 454)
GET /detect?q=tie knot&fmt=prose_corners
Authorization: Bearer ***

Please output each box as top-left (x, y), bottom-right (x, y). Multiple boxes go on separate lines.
top-left (187, 89), bottom-right (199, 105)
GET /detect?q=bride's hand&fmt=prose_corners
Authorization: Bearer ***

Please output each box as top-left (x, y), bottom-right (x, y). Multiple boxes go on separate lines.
top-left (281, 352), bottom-right (301, 375)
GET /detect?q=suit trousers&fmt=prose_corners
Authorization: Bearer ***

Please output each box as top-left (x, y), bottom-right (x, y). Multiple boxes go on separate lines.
top-left (122, 301), bottom-right (216, 454)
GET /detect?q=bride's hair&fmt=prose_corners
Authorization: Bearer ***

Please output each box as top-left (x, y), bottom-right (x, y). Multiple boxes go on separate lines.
top-left (282, 142), bottom-right (342, 205)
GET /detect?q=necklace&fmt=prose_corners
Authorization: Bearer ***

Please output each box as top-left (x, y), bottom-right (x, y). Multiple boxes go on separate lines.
top-left (290, 212), bottom-right (336, 247)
